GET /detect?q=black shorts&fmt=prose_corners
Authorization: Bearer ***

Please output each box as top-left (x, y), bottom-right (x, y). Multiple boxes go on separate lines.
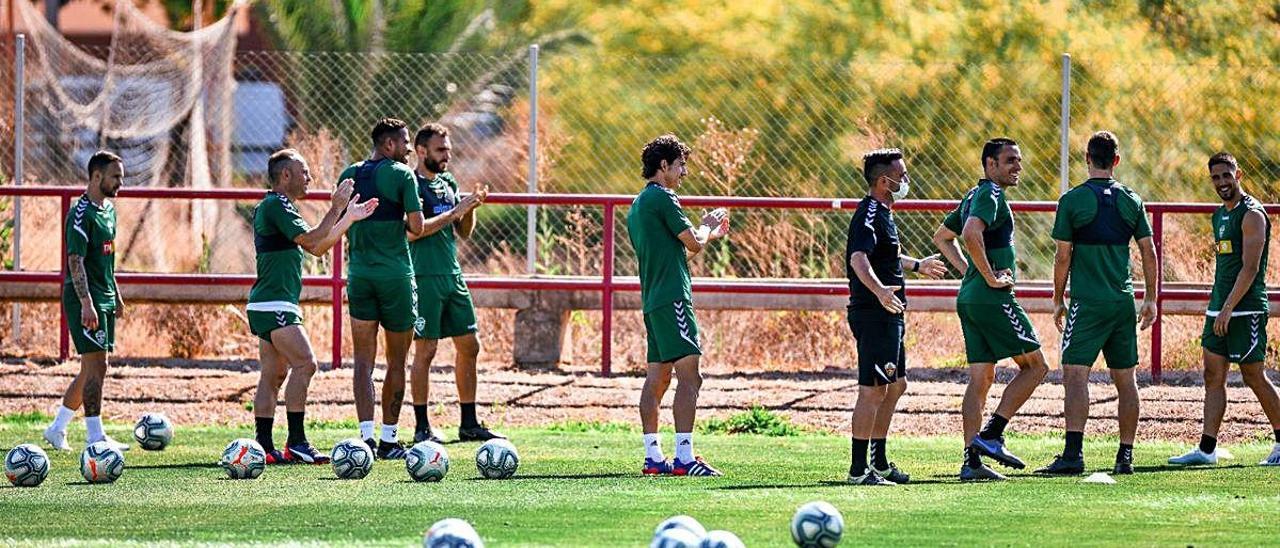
top-left (848, 316), bottom-right (906, 387)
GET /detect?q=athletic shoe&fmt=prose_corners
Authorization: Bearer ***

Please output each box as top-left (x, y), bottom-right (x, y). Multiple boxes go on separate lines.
top-left (1035, 454), bottom-right (1085, 475)
top-left (959, 462), bottom-right (1007, 482)
top-left (86, 435), bottom-right (130, 452)
top-left (458, 423), bottom-right (506, 442)
top-left (376, 440), bottom-right (408, 460)
top-left (413, 428), bottom-right (445, 444)
top-left (43, 426), bottom-right (72, 451)
top-left (363, 438), bottom-right (378, 460)
top-left (1259, 443), bottom-right (1280, 466)
top-left (873, 462), bottom-right (910, 484)
top-left (1167, 448), bottom-right (1217, 466)
top-left (970, 436), bottom-right (1025, 469)
top-left (672, 456), bottom-right (723, 477)
top-left (264, 449), bottom-right (291, 465)
top-left (847, 470), bottom-right (896, 486)
top-left (285, 442), bottom-right (331, 465)
top-left (642, 458), bottom-right (674, 476)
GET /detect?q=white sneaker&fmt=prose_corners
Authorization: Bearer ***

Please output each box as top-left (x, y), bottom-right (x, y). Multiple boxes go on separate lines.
top-left (87, 434), bottom-right (130, 452)
top-left (1260, 443), bottom-right (1280, 466)
top-left (1168, 448), bottom-right (1217, 465)
top-left (43, 425), bottom-right (72, 451)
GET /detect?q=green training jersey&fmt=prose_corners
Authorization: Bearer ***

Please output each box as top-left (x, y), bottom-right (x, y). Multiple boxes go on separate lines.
top-left (1051, 178), bottom-right (1152, 303)
top-left (1208, 194), bottom-right (1270, 315)
top-left (247, 192), bottom-right (311, 313)
top-left (628, 182), bottom-right (694, 313)
top-left (63, 194), bottom-right (117, 310)
top-left (943, 179), bottom-right (1017, 305)
top-left (341, 159), bottom-right (422, 280)
top-left (410, 171), bottom-right (462, 276)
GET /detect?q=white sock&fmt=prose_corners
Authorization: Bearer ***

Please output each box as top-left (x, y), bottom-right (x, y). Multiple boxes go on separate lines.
top-left (358, 421), bottom-right (376, 441)
top-left (85, 416), bottom-right (104, 443)
top-left (644, 433), bottom-right (664, 461)
top-left (51, 405), bottom-right (75, 432)
top-left (674, 432), bottom-right (694, 463)
top-left (381, 424), bottom-right (399, 443)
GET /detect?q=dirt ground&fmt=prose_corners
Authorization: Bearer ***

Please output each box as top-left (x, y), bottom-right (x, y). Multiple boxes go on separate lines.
top-left (2, 358), bottom-right (1278, 444)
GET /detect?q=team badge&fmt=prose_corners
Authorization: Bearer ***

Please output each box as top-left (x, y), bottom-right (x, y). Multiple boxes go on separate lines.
top-left (883, 362), bottom-right (897, 377)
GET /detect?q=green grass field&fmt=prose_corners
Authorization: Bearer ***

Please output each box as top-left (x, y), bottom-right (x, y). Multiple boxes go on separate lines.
top-left (2, 413), bottom-right (1279, 546)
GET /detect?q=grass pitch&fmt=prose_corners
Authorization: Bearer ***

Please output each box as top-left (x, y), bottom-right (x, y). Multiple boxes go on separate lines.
top-left (1, 414), bottom-right (1278, 546)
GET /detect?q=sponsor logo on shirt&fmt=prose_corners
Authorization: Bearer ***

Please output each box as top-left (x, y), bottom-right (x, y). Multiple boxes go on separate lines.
top-left (102, 240), bottom-right (115, 255)
top-left (1217, 240), bottom-right (1233, 255)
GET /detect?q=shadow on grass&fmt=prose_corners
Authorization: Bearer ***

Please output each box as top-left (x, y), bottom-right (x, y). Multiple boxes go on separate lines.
top-left (714, 478), bottom-right (950, 491)
top-left (130, 462), bottom-right (222, 471)
top-left (465, 472), bottom-right (632, 481)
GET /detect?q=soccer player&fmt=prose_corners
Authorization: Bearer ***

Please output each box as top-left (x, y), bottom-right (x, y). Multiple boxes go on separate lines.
top-left (342, 118), bottom-right (427, 459)
top-left (43, 151), bottom-right (130, 452)
top-left (1037, 131), bottom-right (1158, 476)
top-left (629, 134), bottom-right (729, 477)
top-left (932, 137), bottom-right (1050, 481)
top-left (1169, 152), bottom-right (1280, 467)
top-left (405, 123), bottom-right (504, 443)
top-left (247, 149), bottom-right (378, 464)
top-left (845, 149), bottom-right (947, 486)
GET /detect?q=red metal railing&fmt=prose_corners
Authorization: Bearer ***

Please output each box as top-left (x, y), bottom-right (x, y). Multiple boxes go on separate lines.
top-left (1, 186), bottom-right (1276, 383)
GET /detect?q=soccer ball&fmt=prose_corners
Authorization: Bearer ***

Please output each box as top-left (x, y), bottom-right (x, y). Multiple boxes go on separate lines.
top-left (80, 441), bottom-right (125, 484)
top-left (654, 515), bottom-right (707, 540)
top-left (220, 438), bottom-right (266, 480)
top-left (5, 443), bottom-right (50, 487)
top-left (331, 438), bottom-right (374, 480)
top-left (790, 501), bottom-right (844, 547)
top-left (652, 527), bottom-right (702, 548)
top-left (406, 440), bottom-right (450, 482)
top-left (474, 439), bottom-right (518, 479)
top-left (424, 518), bottom-right (484, 548)
top-left (700, 530), bottom-right (745, 548)
top-left (133, 412), bottom-right (174, 451)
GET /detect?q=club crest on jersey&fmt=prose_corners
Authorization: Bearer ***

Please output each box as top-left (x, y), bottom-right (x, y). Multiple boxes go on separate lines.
top-left (94, 330), bottom-right (107, 346)
top-left (102, 240), bottom-right (115, 255)
top-left (883, 362), bottom-right (897, 377)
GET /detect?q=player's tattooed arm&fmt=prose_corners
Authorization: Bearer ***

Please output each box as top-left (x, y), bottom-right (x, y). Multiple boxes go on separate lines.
top-left (69, 255), bottom-right (99, 330)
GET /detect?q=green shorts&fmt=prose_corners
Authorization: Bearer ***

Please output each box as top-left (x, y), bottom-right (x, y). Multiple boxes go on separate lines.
top-left (63, 291), bottom-right (115, 354)
top-left (347, 275), bottom-right (418, 332)
top-left (1060, 299), bottom-right (1138, 369)
top-left (247, 309), bottom-right (303, 342)
top-left (1202, 313), bottom-right (1268, 364)
top-left (644, 300), bottom-right (702, 364)
top-left (414, 274), bottom-right (478, 340)
top-left (956, 301), bottom-right (1041, 364)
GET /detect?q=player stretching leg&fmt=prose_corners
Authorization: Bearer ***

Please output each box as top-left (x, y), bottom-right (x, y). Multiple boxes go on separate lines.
top-left (248, 149), bottom-right (378, 464)
top-left (932, 138), bottom-right (1049, 481)
top-left (44, 151), bottom-right (130, 452)
top-left (629, 134), bottom-right (729, 476)
top-left (1169, 152), bottom-right (1280, 467)
top-left (845, 149), bottom-right (946, 486)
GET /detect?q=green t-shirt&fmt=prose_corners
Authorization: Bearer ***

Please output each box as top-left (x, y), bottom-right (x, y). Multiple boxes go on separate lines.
top-left (943, 180), bottom-right (1017, 305)
top-left (248, 192), bottom-right (311, 312)
top-left (627, 182), bottom-right (694, 313)
top-left (63, 194), bottom-right (117, 310)
top-left (1209, 194), bottom-right (1270, 314)
top-left (341, 160), bottom-right (422, 280)
top-left (410, 171), bottom-right (462, 276)
top-left (1051, 178), bottom-right (1152, 303)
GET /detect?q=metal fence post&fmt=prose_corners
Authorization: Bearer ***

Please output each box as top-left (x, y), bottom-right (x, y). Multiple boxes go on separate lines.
top-left (12, 34), bottom-right (24, 342)
top-left (331, 236), bottom-right (344, 369)
top-left (1059, 53), bottom-right (1070, 196)
top-left (601, 201), bottom-right (614, 376)
top-left (1151, 210), bottom-right (1164, 384)
top-left (526, 44), bottom-right (539, 274)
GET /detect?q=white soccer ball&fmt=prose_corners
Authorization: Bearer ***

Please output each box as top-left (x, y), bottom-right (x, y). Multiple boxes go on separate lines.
top-left (80, 441), bottom-right (125, 484)
top-left (331, 438), bottom-right (374, 480)
top-left (652, 527), bottom-right (703, 548)
top-left (133, 412), bottom-right (174, 451)
top-left (5, 443), bottom-right (50, 487)
top-left (424, 518), bottom-right (484, 548)
top-left (474, 439), bottom-right (518, 479)
top-left (700, 530), bottom-right (745, 548)
top-left (220, 438), bottom-right (266, 480)
top-left (406, 440), bottom-right (450, 482)
top-left (655, 515), bottom-right (707, 539)
top-left (791, 500), bottom-right (843, 547)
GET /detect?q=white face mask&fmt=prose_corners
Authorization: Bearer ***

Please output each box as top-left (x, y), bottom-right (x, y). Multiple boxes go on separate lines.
top-left (889, 176), bottom-right (910, 200)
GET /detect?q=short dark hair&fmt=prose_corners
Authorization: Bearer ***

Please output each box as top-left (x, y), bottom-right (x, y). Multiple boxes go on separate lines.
top-left (414, 123), bottom-right (450, 148)
top-left (640, 134), bottom-right (691, 179)
top-left (1208, 152), bottom-right (1238, 172)
top-left (981, 138), bottom-right (1018, 170)
top-left (86, 150), bottom-right (122, 179)
top-left (267, 149), bottom-right (302, 186)
top-left (1086, 131), bottom-right (1119, 169)
top-left (371, 117), bottom-right (408, 147)
top-left (862, 148), bottom-right (904, 186)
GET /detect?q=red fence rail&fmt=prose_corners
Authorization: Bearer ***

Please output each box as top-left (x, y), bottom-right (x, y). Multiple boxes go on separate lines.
top-left (1, 185), bottom-right (1277, 383)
